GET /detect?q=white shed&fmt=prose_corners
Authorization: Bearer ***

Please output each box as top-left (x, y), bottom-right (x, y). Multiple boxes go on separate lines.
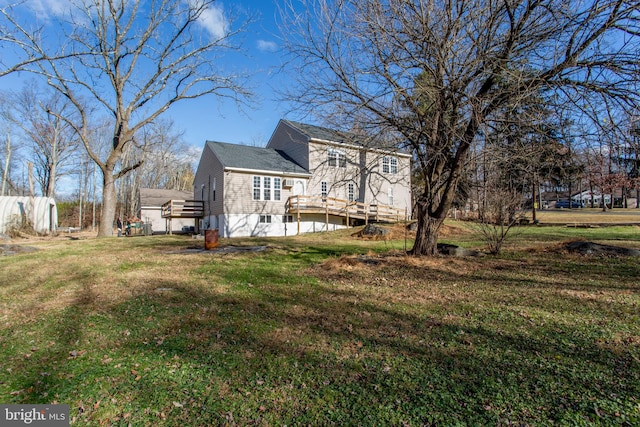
top-left (0, 196), bottom-right (58, 235)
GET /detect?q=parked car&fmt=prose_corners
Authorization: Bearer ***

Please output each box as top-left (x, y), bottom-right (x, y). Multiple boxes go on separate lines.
top-left (555, 199), bottom-right (583, 208)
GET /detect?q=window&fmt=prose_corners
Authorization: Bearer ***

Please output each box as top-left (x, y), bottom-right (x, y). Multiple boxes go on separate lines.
top-left (253, 176), bottom-right (281, 201)
top-left (274, 177), bottom-right (281, 201)
top-left (263, 177), bottom-right (271, 201)
top-left (382, 156), bottom-right (398, 174)
top-left (283, 215), bottom-right (294, 223)
top-left (321, 181), bottom-right (328, 199)
top-left (328, 149), bottom-right (347, 168)
top-left (259, 215), bottom-right (272, 223)
top-left (253, 176), bottom-right (261, 200)
top-left (338, 152), bottom-right (347, 167)
top-left (348, 183), bottom-right (355, 202)
top-left (328, 150), bottom-right (337, 167)
top-left (388, 187), bottom-right (394, 206)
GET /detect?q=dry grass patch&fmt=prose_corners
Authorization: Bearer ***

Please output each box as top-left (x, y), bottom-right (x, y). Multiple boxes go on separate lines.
top-left (1, 230), bottom-right (639, 425)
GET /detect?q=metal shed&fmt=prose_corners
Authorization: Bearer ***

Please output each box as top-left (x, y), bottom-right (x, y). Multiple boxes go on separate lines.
top-left (0, 196), bottom-right (58, 235)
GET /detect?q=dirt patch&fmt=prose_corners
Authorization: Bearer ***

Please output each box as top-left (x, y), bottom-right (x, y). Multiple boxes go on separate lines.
top-left (350, 222), bottom-right (470, 241)
top-left (0, 244), bottom-right (39, 256)
top-left (316, 252), bottom-right (479, 280)
top-left (560, 241), bottom-right (640, 257)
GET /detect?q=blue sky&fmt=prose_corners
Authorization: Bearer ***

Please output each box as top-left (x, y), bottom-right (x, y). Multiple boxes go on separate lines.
top-left (0, 0), bottom-right (299, 151)
top-left (164, 0), bottom-right (295, 148)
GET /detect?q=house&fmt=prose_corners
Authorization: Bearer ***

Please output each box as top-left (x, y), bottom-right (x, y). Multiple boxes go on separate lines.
top-left (193, 119), bottom-right (412, 238)
top-left (139, 188), bottom-right (199, 234)
top-left (0, 196), bottom-right (57, 235)
top-left (572, 189), bottom-right (636, 208)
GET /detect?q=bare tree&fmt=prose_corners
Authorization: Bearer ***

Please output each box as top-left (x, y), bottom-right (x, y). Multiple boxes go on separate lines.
top-left (0, 132), bottom-right (14, 196)
top-left (2, 0), bottom-right (252, 236)
top-left (0, 97), bottom-right (24, 196)
top-left (1, 84), bottom-right (80, 198)
top-left (282, 0), bottom-right (640, 255)
top-left (117, 118), bottom-right (194, 218)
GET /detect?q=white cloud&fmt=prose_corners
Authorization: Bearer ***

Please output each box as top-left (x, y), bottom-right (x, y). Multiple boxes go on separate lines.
top-left (23, 0), bottom-right (70, 19)
top-left (257, 40), bottom-right (278, 52)
top-left (197, 3), bottom-right (228, 40)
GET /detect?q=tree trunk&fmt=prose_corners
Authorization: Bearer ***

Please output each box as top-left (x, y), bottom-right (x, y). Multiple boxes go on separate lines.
top-left (2, 132), bottom-right (11, 196)
top-left (531, 179), bottom-right (537, 222)
top-left (99, 168), bottom-right (117, 237)
top-left (409, 200), bottom-right (446, 256)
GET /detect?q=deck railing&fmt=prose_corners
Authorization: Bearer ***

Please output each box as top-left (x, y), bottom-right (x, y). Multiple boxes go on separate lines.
top-left (285, 195), bottom-right (405, 223)
top-left (161, 200), bottom-right (204, 218)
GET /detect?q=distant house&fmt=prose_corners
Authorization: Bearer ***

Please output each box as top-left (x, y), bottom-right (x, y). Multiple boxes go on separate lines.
top-left (139, 188), bottom-right (197, 234)
top-left (194, 119), bottom-right (412, 238)
top-left (0, 196), bottom-right (57, 235)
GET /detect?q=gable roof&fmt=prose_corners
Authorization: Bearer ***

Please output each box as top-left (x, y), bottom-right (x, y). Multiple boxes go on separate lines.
top-left (140, 188), bottom-right (193, 207)
top-left (281, 120), bottom-right (410, 156)
top-left (282, 120), bottom-right (366, 146)
top-left (206, 140), bottom-right (309, 175)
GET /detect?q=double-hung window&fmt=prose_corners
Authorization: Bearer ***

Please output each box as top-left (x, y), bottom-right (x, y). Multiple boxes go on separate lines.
top-left (274, 178), bottom-right (281, 201)
top-left (328, 149), bottom-right (347, 167)
top-left (382, 156), bottom-right (398, 174)
top-left (263, 177), bottom-right (271, 201)
top-left (253, 176), bottom-right (261, 200)
top-left (348, 183), bottom-right (355, 202)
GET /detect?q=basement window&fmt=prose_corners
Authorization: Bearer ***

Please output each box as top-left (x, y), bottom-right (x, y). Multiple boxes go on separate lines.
top-left (259, 215), bottom-right (272, 223)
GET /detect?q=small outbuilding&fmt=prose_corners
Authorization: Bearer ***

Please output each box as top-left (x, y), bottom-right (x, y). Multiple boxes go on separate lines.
top-left (0, 196), bottom-right (57, 235)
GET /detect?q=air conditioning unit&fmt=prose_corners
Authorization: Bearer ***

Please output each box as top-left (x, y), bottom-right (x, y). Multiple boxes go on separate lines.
top-left (283, 179), bottom-right (294, 188)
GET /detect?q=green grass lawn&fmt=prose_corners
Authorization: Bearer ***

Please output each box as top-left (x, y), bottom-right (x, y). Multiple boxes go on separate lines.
top-left (1, 224), bottom-right (639, 426)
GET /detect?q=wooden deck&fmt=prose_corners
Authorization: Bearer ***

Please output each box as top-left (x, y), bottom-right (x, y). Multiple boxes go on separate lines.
top-left (285, 195), bottom-right (406, 224)
top-left (161, 200), bottom-right (204, 219)
top-left (160, 200), bottom-right (204, 235)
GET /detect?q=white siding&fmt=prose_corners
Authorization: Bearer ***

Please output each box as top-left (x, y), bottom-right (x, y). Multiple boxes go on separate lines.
top-left (218, 213), bottom-right (348, 238)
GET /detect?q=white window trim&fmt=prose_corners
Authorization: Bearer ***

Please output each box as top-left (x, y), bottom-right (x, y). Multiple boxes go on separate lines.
top-left (259, 214), bottom-right (272, 223)
top-left (253, 175), bottom-right (282, 201)
top-left (328, 148), bottom-right (347, 168)
top-left (253, 176), bottom-right (261, 200)
top-left (383, 156), bottom-right (398, 174)
top-left (348, 183), bottom-right (355, 202)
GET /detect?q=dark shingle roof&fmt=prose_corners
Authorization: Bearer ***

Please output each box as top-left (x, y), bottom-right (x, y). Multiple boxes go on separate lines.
top-left (283, 120), bottom-right (366, 146)
top-left (206, 141), bottom-right (309, 174)
top-left (286, 120), bottom-right (412, 154)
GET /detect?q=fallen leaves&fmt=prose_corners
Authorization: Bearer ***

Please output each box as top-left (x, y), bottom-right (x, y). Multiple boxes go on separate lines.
top-left (69, 349), bottom-right (86, 358)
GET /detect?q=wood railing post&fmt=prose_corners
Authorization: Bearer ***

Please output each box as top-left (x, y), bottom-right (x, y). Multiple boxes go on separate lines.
top-left (346, 200), bottom-right (350, 227)
top-left (325, 201), bottom-right (329, 232)
top-left (296, 196), bottom-right (301, 235)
